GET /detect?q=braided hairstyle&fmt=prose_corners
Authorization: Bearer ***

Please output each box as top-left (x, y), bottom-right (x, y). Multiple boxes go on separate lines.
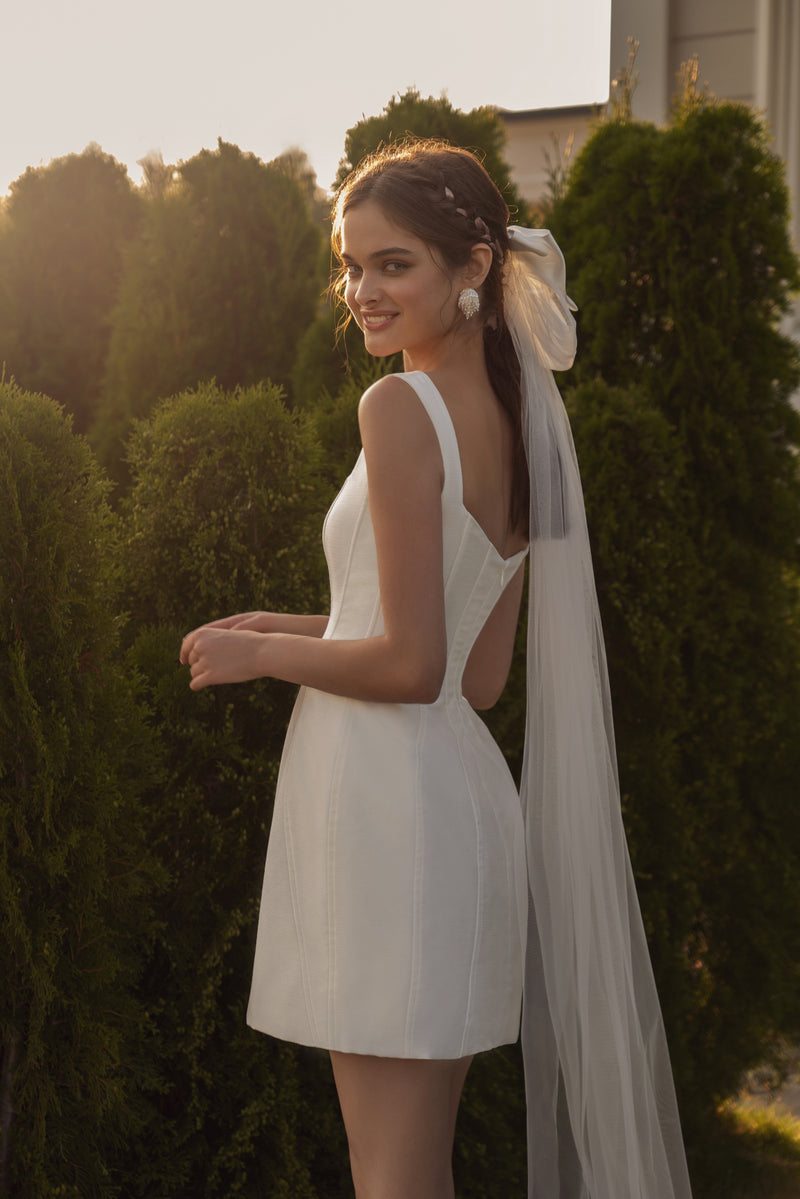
top-left (331, 139), bottom-right (528, 537)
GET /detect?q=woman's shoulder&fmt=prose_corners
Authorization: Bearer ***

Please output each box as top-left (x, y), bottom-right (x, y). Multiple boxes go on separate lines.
top-left (359, 371), bottom-right (415, 409)
top-left (358, 373), bottom-right (431, 431)
top-left (357, 374), bottom-right (442, 477)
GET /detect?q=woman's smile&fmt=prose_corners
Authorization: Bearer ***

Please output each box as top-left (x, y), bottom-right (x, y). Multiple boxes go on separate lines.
top-left (360, 311), bottom-right (398, 331)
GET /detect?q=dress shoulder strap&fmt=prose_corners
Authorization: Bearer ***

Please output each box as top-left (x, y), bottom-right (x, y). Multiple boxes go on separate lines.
top-left (397, 371), bottom-right (463, 507)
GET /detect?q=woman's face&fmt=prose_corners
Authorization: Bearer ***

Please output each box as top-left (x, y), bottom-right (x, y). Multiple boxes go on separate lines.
top-left (339, 200), bottom-right (460, 366)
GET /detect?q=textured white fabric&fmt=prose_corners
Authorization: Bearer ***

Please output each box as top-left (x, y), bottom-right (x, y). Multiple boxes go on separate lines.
top-left (506, 227), bottom-right (693, 1199)
top-left (247, 370), bottom-right (529, 1058)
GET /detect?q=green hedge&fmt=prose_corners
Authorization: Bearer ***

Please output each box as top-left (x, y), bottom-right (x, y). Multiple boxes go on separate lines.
top-left (111, 381), bottom-right (340, 1196)
top-left (551, 97), bottom-right (800, 1120)
top-left (0, 381), bottom-right (160, 1197)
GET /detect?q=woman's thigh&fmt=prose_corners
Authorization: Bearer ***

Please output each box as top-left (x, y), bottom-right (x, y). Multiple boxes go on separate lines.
top-left (330, 1051), bottom-right (473, 1199)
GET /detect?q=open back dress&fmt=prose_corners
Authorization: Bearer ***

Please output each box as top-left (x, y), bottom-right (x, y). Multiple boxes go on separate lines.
top-left (247, 370), bottom-right (528, 1059)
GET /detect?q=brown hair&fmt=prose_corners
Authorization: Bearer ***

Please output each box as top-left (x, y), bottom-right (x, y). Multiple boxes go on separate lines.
top-left (331, 140), bottom-right (528, 536)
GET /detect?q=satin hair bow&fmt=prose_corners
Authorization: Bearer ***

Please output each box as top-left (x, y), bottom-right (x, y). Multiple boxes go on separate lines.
top-left (505, 227), bottom-right (578, 373)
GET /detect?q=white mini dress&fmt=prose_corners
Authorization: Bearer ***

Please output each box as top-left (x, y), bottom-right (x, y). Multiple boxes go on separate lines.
top-left (247, 371), bottom-right (528, 1059)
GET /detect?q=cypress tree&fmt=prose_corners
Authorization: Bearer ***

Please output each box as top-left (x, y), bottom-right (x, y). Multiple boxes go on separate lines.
top-left (0, 382), bottom-right (159, 1196)
top-left (113, 381), bottom-right (338, 1196)
top-left (550, 94), bottom-right (800, 1116)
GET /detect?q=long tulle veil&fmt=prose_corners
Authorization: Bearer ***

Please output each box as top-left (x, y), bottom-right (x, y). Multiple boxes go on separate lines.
top-left (505, 227), bottom-right (693, 1199)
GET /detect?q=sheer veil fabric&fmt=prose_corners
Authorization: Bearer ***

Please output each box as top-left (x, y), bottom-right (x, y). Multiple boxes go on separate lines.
top-left (505, 228), bottom-right (693, 1199)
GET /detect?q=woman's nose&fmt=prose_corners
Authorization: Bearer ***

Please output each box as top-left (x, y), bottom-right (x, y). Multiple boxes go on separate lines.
top-left (354, 270), bottom-right (380, 305)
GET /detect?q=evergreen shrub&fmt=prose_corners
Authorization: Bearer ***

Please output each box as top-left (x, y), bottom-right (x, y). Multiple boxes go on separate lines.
top-left (550, 97), bottom-right (800, 1118)
top-left (114, 381), bottom-right (339, 1196)
top-left (0, 381), bottom-right (159, 1197)
top-left (567, 379), bottom-right (702, 1088)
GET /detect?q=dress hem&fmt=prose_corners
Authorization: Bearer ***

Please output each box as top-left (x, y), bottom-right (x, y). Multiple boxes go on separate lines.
top-left (245, 1016), bottom-right (521, 1061)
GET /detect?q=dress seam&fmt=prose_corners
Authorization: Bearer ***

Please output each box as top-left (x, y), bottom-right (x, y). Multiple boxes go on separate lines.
top-left (403, 705), bottom-right (426, 1054)
top-left (454, 714), bottom-right (485, 1057)
top-left (281, 694), bottom-right (320, 1042)
top-left (458, 700), bottom-right (518, 1029)
top-left (325, 459), bottom-right (371, 640)
top-left (326, 702), bottom-right (353, 1046)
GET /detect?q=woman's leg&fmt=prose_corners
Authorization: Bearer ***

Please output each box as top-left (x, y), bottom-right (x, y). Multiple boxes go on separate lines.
top-left (330, 1051), bottom-right (473, 1199)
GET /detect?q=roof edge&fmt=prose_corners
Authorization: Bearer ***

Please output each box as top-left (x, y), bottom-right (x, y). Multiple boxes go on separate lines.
top-left (497, 102), bottom-right (603, 121)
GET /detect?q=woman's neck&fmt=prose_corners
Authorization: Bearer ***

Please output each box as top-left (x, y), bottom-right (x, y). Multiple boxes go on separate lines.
top-left (402, 327), bottom-right (489, 379)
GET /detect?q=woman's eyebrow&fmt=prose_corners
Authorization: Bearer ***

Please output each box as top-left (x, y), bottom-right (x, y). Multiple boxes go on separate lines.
top-left (340, 246), bottom-right (415, 262)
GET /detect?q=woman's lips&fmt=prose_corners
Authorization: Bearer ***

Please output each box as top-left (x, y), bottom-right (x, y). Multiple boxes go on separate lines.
top-left (360, 312), bottom-right (397, 331)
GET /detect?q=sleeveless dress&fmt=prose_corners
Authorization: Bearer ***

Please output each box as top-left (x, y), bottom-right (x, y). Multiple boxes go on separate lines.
top-left (247, 371), bottom-right (528, 1059)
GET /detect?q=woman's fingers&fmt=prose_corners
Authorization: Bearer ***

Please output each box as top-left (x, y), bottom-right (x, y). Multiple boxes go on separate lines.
top-left (203, 611), bottom-right (264, 630)
top-left (180, 616), bottom-right (254, 667)
top-left (179, 631), bottom-right (196, 665)
top-left (182, 627), bottom-right (264, 689)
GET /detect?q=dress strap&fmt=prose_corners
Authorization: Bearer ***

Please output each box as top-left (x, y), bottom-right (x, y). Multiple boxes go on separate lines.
top-left (398, 371), bottom-right (463, 508)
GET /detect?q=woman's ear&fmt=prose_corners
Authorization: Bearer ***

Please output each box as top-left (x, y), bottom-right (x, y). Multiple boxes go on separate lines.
top-left (462, 243), bottom-right (493, 290)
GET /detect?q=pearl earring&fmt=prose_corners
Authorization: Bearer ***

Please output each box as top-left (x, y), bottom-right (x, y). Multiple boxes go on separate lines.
top-left (458, 288), bottom-right (480, 319)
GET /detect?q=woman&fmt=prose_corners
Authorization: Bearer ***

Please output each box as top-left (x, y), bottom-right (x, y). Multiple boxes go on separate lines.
top-left (180, 142), bottom-right (692, 1199)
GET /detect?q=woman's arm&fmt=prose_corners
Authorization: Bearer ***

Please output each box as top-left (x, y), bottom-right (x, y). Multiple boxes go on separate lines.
top-left (199, 611), bottom-right (330, 637)
top-left (180, 377), bottom-right (447, 703)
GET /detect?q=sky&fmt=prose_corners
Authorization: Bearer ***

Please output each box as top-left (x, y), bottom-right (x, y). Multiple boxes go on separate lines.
top-left (1, 0), bottom-right (612, 197)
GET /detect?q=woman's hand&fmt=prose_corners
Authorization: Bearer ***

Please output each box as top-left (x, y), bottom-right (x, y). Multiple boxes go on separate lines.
top-left (180, 626), bottom-right (267, 691)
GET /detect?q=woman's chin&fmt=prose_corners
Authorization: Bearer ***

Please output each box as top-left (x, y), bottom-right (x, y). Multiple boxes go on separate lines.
top-left (362, 332), bottom-right (401, 358)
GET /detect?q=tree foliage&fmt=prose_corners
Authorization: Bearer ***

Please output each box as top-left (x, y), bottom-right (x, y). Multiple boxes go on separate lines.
top-left (335, 88), bottom-right (532, 223)
top-left (271, 146), bottom-right (333, 229)
top-left (95, 141), bottom-right (325, 482)
top-left (0, 147), bottom-right (142, 432)
top-left (290, 308), bottom-right (377, 412)
top-left (550, 97), bottom-right (800, 1117)
top-left (0, 382), bottom-right (160, 1197)
top-left (112, 381), bottom-right (338, 1195)
top-left (567, 380), bottom-right (703, 1077)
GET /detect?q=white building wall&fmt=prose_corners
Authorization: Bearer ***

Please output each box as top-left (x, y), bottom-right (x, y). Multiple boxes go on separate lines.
top-left (756, 0), bottom-right (800, 354)
top-left (500, 108), bottom-right (596, 213)
top-left (610, 0), bottom-right (671, 122)
top-left (757, 0), bottom-right (800, 252)
top-left (670, 0), bottom-right (758, 105)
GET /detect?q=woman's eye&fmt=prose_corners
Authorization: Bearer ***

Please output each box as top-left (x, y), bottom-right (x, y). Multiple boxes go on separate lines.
top-left (342, 260), bottom-right (407, 279)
